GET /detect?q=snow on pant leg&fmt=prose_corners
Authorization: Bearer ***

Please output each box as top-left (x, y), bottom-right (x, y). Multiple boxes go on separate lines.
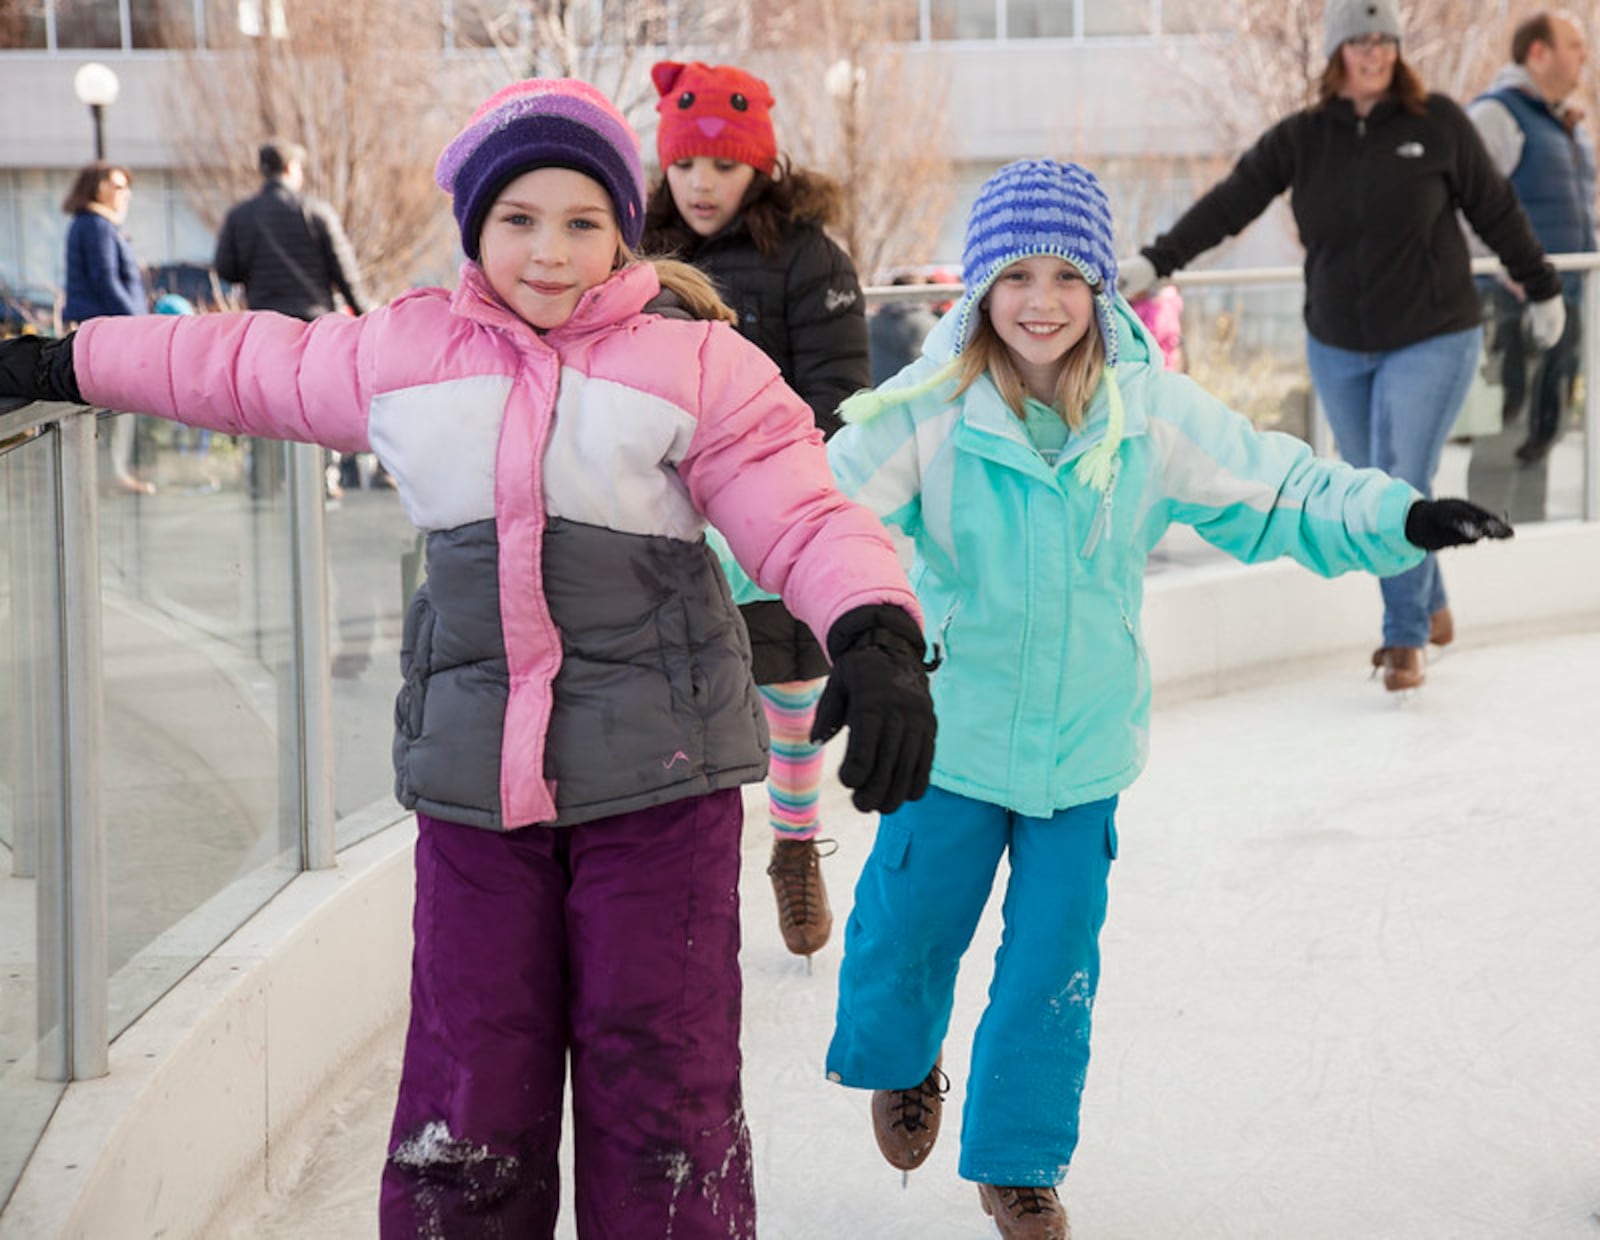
top-left (564, 789), bottom-right (754, 1239)
top-left (959, 796), bottom-right (1118, 1188)
top-left (826, 786), bottom-right (1009, 1090)
top-left (759, 679), bottom-right (826, 840)
top-left (379, 813), bottom-right (568, 1240)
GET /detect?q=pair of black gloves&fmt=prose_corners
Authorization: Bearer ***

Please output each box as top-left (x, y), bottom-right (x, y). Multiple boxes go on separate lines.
top-left (0, 334), bottom-right (1513, 816)
top-left (0, 330), bottom-right (942, 813)
top-left (780, 494), bottom-right (1514, 813)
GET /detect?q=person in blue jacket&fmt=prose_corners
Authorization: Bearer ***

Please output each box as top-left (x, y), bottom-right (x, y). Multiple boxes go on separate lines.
top-left (821, 159), bottom-right (1513, 1240)
top-left (61, 160), bottom-right (153, 494)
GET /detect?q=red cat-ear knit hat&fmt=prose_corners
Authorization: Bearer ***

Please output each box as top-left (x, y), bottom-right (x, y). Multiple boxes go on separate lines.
top-left (651, 61), bottom-right (778, 177)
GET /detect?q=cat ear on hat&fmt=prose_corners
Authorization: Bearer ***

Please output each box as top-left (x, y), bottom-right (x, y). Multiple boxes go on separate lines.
top-left (651, 61), bottom-right (687, 97)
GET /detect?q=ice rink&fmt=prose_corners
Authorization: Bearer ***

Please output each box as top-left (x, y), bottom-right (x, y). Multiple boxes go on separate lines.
top-left (231, 629), bottom-right (1600, 1239)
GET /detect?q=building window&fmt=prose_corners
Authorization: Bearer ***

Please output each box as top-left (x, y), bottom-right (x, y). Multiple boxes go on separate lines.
top-left (1082, 0), bottom-right (1149, 38)
top-left (55, 0), bottom-right (123, 47)
top-left (132, 0), bottom-right (195, 47)
top-left (931, 0), bottom-right (996, 41)
top-left (0, 0), bottom-right (49, 49)
top-left (1157, 0), bottom-right (1221, 34)
top-left (1005, 0), bottom-right (1073, 38)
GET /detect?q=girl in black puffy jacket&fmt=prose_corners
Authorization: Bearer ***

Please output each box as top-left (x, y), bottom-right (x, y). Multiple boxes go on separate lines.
top-left (643, 59), bottom-right (871, 958)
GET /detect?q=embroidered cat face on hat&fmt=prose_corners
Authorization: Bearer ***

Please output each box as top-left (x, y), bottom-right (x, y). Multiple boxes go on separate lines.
top-left (652, 61), bottom-right (779, 177)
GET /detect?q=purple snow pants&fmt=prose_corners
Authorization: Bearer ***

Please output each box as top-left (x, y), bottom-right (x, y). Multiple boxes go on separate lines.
top-left (379, 791), bottom-right (753, 1239)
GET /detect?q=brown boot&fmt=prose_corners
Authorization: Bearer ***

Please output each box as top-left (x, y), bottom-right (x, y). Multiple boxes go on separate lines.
top-left (871, 1059), bottom-right (949, 1171)
top-left (1370, 645), bottom-right (1425, 692)
top-left (1429, 607), bottom-right (1454, 647)
top-left (767, 837), bottom-right (835, 956)
top-left (978, 1183), bottom-right (1071, 1239)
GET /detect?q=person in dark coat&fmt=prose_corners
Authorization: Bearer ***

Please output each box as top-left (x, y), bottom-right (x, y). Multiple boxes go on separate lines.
top-left (642, 60), bottom-right (871, 957)
top-left (870, 274), bottom-right (940, 385)
top-left (61, 160), bottom-right (152, 494)
top-left (214, 140), bottom-right (368, 320)
top-left (1120, 0), bottom-right (1562, 694)
top-left (214, 140), bottom-right (374, 495)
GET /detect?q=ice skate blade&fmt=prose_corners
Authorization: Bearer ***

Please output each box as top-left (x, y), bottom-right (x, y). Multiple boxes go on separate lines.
top-left (901, 1170), bottom-right (910, 1189)
top-left (1388, 686), bottom-right (1423, 706)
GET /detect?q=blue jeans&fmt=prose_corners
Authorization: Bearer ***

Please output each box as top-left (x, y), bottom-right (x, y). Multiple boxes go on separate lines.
top-left (826, 786), bottom-right (1118, 1186)
top-left (1306, 327), bottom-right (1481, 648)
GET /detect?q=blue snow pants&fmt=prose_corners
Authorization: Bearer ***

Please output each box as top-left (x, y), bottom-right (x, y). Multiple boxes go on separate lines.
top-left (826, 786), bottom-right (1118, 1187)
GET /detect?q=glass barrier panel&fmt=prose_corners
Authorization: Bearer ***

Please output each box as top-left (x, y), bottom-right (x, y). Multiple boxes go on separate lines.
top-left (97, 420), bottom-right (300, 1038)
top-left (1459, 279), bottom-right (1588, 525)
top-left (323, 454), bottom-right (415, 848)
top-left (0, 429), bottom-right (67, 1212)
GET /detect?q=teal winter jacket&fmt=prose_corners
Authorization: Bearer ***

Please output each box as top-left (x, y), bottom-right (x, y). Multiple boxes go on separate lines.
top-left (825, 297), bottom-right (1423, 818)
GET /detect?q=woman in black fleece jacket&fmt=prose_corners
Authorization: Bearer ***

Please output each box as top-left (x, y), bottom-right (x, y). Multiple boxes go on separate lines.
top-left (1122, 0), bottom-right (1560, 693)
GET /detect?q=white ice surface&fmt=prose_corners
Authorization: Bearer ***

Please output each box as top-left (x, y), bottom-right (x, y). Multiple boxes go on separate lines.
top-left (233, 632), bottom-right (1600, 1239)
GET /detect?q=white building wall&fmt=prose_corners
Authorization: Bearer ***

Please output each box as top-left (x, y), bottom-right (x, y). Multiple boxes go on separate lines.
top-left (0, 37), bottom-right (1303, 299)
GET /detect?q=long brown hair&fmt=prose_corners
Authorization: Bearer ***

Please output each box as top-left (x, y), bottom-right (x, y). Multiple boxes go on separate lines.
top-left (642, 158), bottom-right (847, 259)
top-left (1317, 49), bottom-right (1428, 115)
top-left (61, 162), bottom-right (132, 215)
top-left (951, 298), bottom-right (1107, 431)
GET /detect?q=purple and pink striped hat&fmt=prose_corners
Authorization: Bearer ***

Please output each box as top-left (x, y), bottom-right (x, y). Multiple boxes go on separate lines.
top-left (434, 77), bottom-right (646, 259)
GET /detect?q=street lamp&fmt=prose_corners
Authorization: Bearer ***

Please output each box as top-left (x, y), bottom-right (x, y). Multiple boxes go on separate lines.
top-left (72, 62), bottom-right (120, 162)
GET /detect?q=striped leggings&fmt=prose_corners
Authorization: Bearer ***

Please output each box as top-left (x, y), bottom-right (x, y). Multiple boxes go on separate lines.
top-left (758, 679), bottom-right (826, 840)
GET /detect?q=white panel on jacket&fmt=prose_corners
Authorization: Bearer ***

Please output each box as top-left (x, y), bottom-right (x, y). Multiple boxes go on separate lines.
top-left (368, 374), bottom-right (512, 531)
top-left (543, 366), bottom-right (703, 541)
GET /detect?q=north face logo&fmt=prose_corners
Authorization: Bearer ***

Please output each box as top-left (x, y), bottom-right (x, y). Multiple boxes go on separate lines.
top-left (824, 287), bottom-right (859, 312)
top-left (1396, 141), bottom-right (1424, 158)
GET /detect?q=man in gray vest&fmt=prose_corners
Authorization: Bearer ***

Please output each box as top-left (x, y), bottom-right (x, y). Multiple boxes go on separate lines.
top-left (1469, 11), bottom-right (1594, 466)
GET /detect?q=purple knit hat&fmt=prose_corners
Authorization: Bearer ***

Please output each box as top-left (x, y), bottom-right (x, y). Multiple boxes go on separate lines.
top-left (434, 78), bottom-right (646, 259)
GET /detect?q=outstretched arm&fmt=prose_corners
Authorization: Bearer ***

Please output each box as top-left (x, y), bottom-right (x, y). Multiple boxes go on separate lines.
top-left (0, 311), bottom-right (376, 452)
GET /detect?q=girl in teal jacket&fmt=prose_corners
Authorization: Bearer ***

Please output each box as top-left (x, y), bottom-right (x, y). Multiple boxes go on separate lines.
top-left (821, 159), bottom-right (1511, 1238)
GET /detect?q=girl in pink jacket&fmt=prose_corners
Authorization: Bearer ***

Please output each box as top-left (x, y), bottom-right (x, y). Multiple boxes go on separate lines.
top-left (0, 78), bottom-right (935, 1238)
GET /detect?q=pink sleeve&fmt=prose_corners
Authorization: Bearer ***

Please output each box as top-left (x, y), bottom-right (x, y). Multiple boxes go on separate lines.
top-left (677, 326), bottom-right (921, 647)
top-left (75, 309), bottom-right (375, 452)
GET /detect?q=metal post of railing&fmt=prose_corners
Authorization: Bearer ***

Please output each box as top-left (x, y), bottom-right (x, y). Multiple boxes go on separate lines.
top-left (48, 409), bottom-right (107, 1079)
top-left (289, 441), bottom-right (336, 870)
top-left (1584, 266), bottom-right (1600, 522)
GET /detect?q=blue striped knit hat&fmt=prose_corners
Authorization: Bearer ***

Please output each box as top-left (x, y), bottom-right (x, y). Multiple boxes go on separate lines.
top-left (840, 158), bottom-right (1126, 491)
top-left (954, 158), bottom-right (1121, 366)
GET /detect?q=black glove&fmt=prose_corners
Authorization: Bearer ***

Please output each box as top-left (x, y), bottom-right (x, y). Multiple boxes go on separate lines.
top-left (810, 603), bottom-right (936, 815)
top-left (1403, 498), bottom-right (1514, 551)
top-left (0, 333), bottom-right (83, 407)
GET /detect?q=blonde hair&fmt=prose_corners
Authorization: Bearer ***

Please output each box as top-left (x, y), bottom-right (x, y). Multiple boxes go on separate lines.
top-left (611, 241), bottom-right (738, 324)
top-left (952, 303), bottom-right (1106, 430)
top-left (650, 257), bottom-right (737, 324)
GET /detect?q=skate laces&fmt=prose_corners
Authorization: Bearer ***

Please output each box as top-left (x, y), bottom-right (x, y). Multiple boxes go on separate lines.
top-left (992, 1184), bottom-right (1060, 1217)
top-left (767, 838), bottom-right (837, 924)
top-left (888, 1064), bottom-right (950, 1133)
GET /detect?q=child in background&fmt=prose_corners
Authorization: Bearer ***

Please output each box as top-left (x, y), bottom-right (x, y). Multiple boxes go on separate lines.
top-left (642, 60), bottom-right (871, 958)
top-left (0, 78), bottom-right (935, 1239)
top-left (822, 159), bottom-right (1510, 1239)
top-left (1130, 283), bottom-right (1185, 371)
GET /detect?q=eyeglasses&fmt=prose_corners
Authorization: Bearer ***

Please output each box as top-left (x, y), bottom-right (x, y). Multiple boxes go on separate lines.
top-left (1344, 33), bottom-right (1398, 51)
